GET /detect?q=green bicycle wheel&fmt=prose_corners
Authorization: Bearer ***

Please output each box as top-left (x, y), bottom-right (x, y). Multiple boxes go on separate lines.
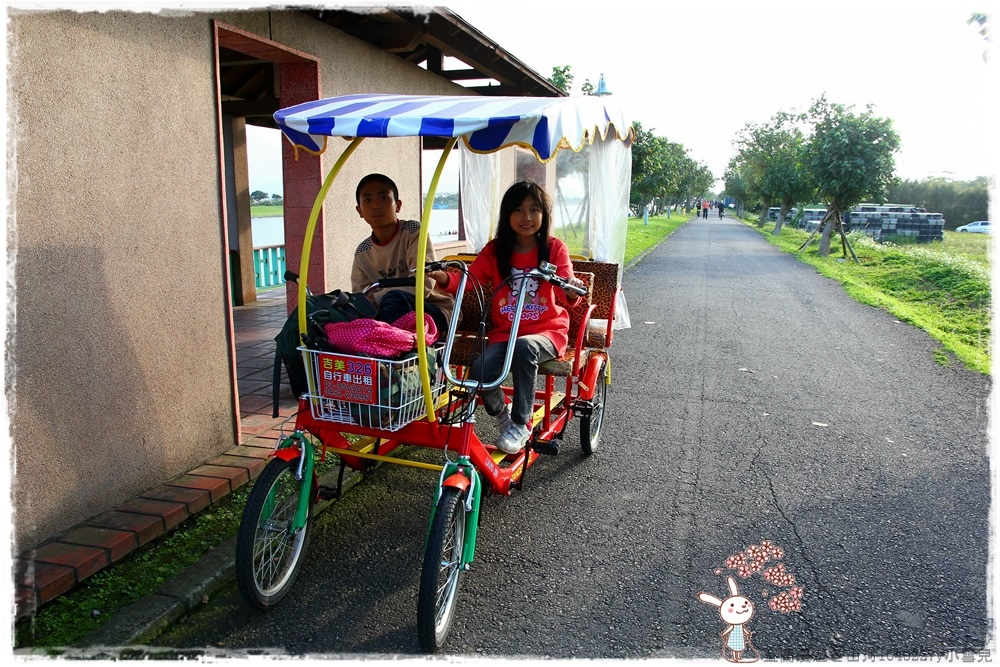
top-left (235, 457), bottom-right (313, 609)
top-left (416, 487), bottom-right (467, 652)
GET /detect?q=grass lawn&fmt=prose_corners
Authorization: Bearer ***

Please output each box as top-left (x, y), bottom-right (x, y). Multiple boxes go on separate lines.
top-left (624, 211), bottom-right (697, 264)
top-left (938, 229), bottom-right (991, 267)
top-left (551, 209), bottom-right (695, 262)
top-left (251, 204), bottom-right (283, 217)
top-left (746, 220), bottom-right (991, 375)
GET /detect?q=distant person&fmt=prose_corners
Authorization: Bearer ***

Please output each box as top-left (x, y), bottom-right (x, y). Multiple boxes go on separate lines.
top-left (703, 199), bottom-right (710, 219)
top-left (351, 173), bottom-right (455, 335)
top-left (718, 201), bottom-right (725, 218)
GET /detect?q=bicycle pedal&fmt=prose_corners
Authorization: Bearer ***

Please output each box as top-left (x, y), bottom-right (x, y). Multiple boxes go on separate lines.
top-left (532, 440), bottom-right (559, 456)
top-left (316, 485), bottom-right (339, 501)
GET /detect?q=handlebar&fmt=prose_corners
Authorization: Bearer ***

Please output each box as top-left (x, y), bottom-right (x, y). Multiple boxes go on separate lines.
top-left (362, 261), bottom-right (465, 294)
top-left (363, 261), bottom-right (585, 296)
top-left (535, 261), bottom-right (588, 296)
top-left (437, 260), bottom-right (586, 399)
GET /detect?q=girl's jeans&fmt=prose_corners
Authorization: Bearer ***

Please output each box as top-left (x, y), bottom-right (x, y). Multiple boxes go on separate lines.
top-left (468, 335), bottom-right (557, 427)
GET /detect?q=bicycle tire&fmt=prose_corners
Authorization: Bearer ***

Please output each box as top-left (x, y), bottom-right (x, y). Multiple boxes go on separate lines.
top-left (235, 457), bottom-right (312, 609)
top-left (580, 361), bottom-right (608, 456)
top-left (416, 487), bottom-right (467, 652)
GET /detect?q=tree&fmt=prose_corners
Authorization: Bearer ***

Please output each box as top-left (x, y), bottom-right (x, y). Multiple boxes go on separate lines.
top-left (629, 122), bottom-right (670, 216)
top-left (675, 154), bottom-right (710, 212)
top-left (888, 177), bottom-right (989, 228)
top-left (549, 65), bottom-right (574, 95)
top-left (723, 162), bottom-right (750, 218)
top-left (251, 190), bottom-right (269, 203)
top-left (689, 162), bottom-right (715, 201)
top-left (968, 12), bottom-right (990, 62)
top-left (730, 112), bottom-right (813, 234)
top-left (629, 122), bottom-right (712, 218)
top-left (768, 129), bottom-right (814, 236)
top-left (803, 95), bottom-right (900, 257)
top-left (659, 141), bottom-right (690, 210)
top-left (581, 79), bottom-right (595, 96)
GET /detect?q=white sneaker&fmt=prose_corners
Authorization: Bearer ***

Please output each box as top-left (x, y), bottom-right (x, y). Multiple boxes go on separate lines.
top-left (495, 402), bottom-right (513, 435)
top-left (495, 423), bottom-right (531, 454)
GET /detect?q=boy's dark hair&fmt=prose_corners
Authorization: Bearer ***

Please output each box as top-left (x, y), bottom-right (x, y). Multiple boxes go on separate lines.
top-left (494, 180), bottom-right (552, 278)
top-left (356, 173), bottom-right (399, 204)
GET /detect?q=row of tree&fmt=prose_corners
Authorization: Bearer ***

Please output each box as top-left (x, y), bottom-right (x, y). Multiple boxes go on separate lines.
top-left (725, 15), bottom-right (990, 255)
top-left (724, 95), bottom-right (900, 256)
top-left (887, 177), bottom-right (989, 229)
top-left (251, 190), bottom-right (283, 206)
top-left (630, 123), bottom-right (715, 216)
top-left (548, 66), bottom-right (716, 217)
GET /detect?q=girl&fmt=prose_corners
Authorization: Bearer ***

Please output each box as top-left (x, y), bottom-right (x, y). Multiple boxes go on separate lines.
top-left (434, 181), bottom-right (584, 454)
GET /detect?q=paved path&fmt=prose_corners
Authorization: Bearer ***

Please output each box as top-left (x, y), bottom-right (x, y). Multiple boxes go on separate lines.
top-left (142, 215), bottom-right (991, 659)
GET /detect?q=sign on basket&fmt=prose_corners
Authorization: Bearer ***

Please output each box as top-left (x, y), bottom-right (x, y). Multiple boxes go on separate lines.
top-left (317, 353), bottom-right (376, 404)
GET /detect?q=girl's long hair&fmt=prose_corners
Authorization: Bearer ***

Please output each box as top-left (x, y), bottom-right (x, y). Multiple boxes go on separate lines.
top-left (494, 180), bottom-right (552, 278)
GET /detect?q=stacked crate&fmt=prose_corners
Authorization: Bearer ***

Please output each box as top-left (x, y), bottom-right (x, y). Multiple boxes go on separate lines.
top-left (768, 207), bottom-right (825, 227)
top-left (793, 209), bottom-right (828, 231)
top-left (847, 205), bottom-right (944, 242)
top-left (768, 204), bottom-right (944, 242)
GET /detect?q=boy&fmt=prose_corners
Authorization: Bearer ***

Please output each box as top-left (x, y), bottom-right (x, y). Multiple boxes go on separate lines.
top-left (351, 173), bottom-right (455, 336)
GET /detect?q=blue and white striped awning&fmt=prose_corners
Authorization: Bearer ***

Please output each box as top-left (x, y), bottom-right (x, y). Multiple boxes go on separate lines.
top-left (274, 93), bottom-right (633, 161)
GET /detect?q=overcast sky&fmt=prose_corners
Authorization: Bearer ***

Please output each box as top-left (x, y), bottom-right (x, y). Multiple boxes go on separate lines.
top-left (451, 0), bottom-right (996, 182)
top-left (16, 0), bottom-right (994, 196)
top-left (245, 0), bottom-right (997, 197)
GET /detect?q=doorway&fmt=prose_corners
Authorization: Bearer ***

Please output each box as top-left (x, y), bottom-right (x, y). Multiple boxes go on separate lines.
top-left (213, 21), bottom-right (320, 441)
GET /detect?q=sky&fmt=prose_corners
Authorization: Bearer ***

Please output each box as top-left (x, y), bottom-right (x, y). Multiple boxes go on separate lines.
top-left (450, 0), bottom-right (997, 184)
top-left (240, 0), bottom-right (999, 198)
top-left (4, 0), bottom-right (997, 194)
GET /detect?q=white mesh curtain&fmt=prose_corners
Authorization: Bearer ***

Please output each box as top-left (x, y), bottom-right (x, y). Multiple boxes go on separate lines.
top-left (459, 145), bottom-right (500, 252)
top-left (587, 133), bottom-right (631, 329)
top-left (459, 134), bottom-right (631, 330)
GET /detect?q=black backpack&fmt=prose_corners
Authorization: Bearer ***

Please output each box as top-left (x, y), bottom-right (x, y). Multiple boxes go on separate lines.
top-left (272, 288), bottom-right (377, 417)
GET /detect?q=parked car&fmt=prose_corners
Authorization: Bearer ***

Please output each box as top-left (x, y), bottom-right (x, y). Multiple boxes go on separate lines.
top-left (955, 220), bottom-right (990, 234)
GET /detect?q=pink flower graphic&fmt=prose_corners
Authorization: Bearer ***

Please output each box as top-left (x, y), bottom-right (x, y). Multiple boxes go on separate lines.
top-left (715, 541), bottom-right (804, 615)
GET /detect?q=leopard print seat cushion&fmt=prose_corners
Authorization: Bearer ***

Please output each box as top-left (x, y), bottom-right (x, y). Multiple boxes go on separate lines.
top-left (446, 334), bottom-right (483, 369)
top-left (538, 271), bottom-right (593, 377)
top-left (572, 260), bottom-right (619, 349)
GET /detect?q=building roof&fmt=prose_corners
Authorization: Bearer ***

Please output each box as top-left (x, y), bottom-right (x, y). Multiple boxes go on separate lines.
top-left (220, 7), bottom-right (562, 130)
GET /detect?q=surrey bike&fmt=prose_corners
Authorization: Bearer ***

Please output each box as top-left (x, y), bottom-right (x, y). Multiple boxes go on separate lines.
top-left (233, 93), bottom-right (633, 652)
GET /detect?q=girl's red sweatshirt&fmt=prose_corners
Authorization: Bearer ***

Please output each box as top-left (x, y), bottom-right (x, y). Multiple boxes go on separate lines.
top-left (444, 238), bottom-right (575, 356)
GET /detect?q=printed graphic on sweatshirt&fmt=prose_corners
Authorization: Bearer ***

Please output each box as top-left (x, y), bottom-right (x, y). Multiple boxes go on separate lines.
top-left (378, 258), bottom-right (411, 281)
top-left (498, 267), bottom-right (548, 322)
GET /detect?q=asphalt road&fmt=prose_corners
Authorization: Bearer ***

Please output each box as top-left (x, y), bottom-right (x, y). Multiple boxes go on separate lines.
top-left (146, 215), bottom-right (991, 659)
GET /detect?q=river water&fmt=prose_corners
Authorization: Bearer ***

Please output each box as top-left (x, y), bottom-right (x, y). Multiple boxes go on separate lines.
top-left (252, 210), bottom-right (460, 248)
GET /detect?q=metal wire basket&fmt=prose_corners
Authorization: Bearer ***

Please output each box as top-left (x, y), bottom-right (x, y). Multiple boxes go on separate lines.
top-left (299, 346), bottom-right (446, 431)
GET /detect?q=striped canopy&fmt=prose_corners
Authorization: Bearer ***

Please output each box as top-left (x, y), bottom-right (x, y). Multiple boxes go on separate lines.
top-left (274, 93), bottom-right (633, 161)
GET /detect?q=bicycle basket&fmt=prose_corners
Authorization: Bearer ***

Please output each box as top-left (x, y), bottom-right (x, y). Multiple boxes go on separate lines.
top-left (300, 345), bottom-right (446, 431)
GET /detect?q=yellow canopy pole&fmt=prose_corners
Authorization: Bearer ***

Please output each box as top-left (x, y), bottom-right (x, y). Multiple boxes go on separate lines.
top-left (297, 137), bottom-right (365, 341)
top-left (295, 137), bottom-right (365, 401)
top-left (416, 137), bottom-right (458, 422)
